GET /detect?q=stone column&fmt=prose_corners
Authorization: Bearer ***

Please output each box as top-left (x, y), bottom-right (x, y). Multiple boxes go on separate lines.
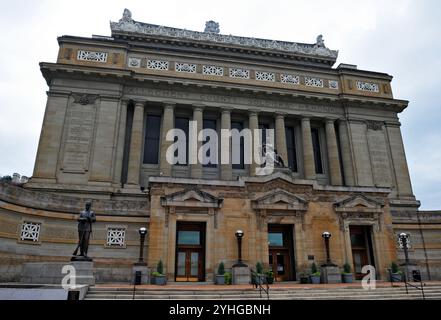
top-left (126, 101), bottom-right (145, 187)
top-left (220, 108), bottom-right (232, 180)
top-left (248, 110), bottom-right (259, 176)
top-left (191, 106), bottom-right (203, 179)
top-left (275, 113), bottom-right (288, 167)
top-left (338, 119), bottom-right (356, 186)
top-left (159, 103), bottom-right (175, 177)
top-left (325, 119), bottom-right (343, 186)
top-left (113, 100), bottom-right (128, 185)
top-left (301, 116), bottom-right (316, 180)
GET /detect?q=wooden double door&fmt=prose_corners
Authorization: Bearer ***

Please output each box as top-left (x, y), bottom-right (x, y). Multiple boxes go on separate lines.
top-left (350, 226), bottom-right (375, 280)
top-left (175, 222), bottom-right (205, 282)
top-left (268, 225), bottom-right (296, 282)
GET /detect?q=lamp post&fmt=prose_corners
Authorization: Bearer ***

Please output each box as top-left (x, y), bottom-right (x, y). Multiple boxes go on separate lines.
top-left (399, 233), bottom-right (410, 265)
top-left (322, 231), bottom-right (335, 266)
top-left (233, 230), bottom-right (247, 267)
top-left (136, 227), bottom-right (148, 266)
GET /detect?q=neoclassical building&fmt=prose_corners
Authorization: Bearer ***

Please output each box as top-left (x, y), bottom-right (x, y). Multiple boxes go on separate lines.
top-left (1, 9), bottom-right (440, 283)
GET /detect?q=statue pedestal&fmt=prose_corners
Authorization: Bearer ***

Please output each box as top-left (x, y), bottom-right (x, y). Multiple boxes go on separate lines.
top-left (232, 266), bottom-right (250, 285)
top-left (70, 261), bottom-right (95, 286)
top-left (132, 264), bottom-right (150, 285)
top-left (401, 263), bottom-right (420, 282)
top-left (321, 265), bottom-right (341, 284)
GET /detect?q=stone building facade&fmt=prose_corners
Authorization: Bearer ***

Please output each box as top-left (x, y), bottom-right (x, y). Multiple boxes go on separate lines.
top-left (1, 9), bottom-right (440, 283)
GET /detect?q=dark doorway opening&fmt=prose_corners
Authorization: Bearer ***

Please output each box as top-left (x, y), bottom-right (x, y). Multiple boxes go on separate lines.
top-left (350, 225), bottom-right (376, 280)
top-left (268, 224), bottom-right (296, 281)
top-left (175, 222), bottom-right (206, 282)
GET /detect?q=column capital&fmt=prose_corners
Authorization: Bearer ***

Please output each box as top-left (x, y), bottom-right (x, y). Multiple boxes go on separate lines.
top-left (134, 101), bottom-right (145, 108)
top-left (325, 118), bottom-right (338, 124)
top-left (301, 115), bottom-right (312, 121)
top-left (192, 104), bottom-right (205, 112)
top-left (221, 106), bottom-right (234, 114)
top-left (163, 102), bottom-right (176, 110)
top-left (248, 109), bottom-right (260, 116)
top-left (275, 112), bottom-right (287, 119)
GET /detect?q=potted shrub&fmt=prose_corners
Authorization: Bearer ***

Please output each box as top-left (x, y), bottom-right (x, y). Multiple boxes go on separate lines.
top-left (224, 272), bottom-right (232, 285)
top-left (390, 262), bottom-right (402, 282)
top-left (342, 263), bottom-right (353, 283)
top-left (216, 262), bottom-right (226, 285)
top-left (309, 262), bottom-right (321, 284)
top-left (151, 260), bottom-right (166, 285)
top-left (255, 262), bottom-right (266, 285)
top-left (299, 272), bottom-right (309, 284)
top-left (265, 270), bottom-right (275, 284)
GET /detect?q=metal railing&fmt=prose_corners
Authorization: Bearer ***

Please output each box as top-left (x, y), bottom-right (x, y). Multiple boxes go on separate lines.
top-left (250, 269), bottom-right (270, 300)
top-left (388, 268), bottom-right (426, 300)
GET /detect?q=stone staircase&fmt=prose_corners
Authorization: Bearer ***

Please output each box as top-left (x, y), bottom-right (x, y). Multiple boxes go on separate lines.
top-left (85, 284), bottom-right (441, 300)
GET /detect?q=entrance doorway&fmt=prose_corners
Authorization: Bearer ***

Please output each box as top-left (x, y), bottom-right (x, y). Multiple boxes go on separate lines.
top-left (175, 222), bottom-right (205, 282)
top-left (268, 224), bottom-right (296, 281)
top-left (350, 226), bottom-right (375, 280)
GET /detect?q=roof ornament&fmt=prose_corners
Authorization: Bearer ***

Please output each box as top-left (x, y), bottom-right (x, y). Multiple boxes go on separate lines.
top-left (204, 20), bottom-right (220, 34)
top-left (120, 8), bottom-right (133, 23)
top-left (315, 35), bottom-right (325, 48)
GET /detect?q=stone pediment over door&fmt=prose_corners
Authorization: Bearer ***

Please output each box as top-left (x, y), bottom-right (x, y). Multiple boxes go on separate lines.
top-left (251, 189), bottom-right (308, 230)
top-left (334, 194), bottom-right (384, 214)
top-left (251, 189), bottom-right (308, 212)
top-left (334, 194), bottom-right (385, 231)
top-left (161, 188), bottom-right (223, 209)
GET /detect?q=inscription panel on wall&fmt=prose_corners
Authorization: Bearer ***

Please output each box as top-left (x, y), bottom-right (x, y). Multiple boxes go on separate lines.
top-left (61, 100), bottom-right (96, 173)
top-left (367, 126), bottom-right (392, 188)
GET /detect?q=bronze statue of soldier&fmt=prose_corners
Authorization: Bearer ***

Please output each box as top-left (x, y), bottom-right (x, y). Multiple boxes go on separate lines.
top-left (71, 201), bottom-right (96, 261)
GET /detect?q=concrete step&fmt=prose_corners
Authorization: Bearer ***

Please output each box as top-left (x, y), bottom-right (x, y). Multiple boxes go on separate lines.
top-left (86, 285), bottom-right (441, 300)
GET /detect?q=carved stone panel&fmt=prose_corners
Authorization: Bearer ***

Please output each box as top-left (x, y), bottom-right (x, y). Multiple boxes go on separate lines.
top-left (367, 128), bottom-right (393, 187)
top-left (61, 98), bottom-right (97, 173)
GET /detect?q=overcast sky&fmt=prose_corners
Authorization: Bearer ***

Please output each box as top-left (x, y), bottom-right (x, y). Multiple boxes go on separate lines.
top-left (0, 0), bottom-right (440, 209)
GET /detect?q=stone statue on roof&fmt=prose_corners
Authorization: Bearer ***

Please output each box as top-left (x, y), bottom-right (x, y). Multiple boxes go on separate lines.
top-left (204, 20), bottom-right (220, 34)
top-left (315, 35), bottom-right (325, 48)
top-left (120, 8), bottom-right (133, 23)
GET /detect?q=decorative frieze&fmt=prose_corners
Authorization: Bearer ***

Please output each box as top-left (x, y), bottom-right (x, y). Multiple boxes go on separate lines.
top-left (202, 65), bottom-right (223, 76)
top-left (128, 57), bottom-right (141, 68)
top-left (175, 62), bottom-right (197, 73)
top-left (77, 50), bottom-right (108, 63)
top-left (147, 59), bottom-right (169, 70)
top-left (280, 74), bottom-right (300, 85)
top-left (305, 77), bottom-right (324, 88)
top-left (255, 71), bottom-right (275, 82)
top-left (329, 80), bottom-right (339, 90)
top-left (72, 93), bottom-right (99, 106)
top-left (106, 227), bottom-right (126, 247)
top-left (20, 222), bottom-right (41, 242)
top-left (229, 68), bottom-right (250, 79)
top-left (356, 81), bottom-right (379, 93)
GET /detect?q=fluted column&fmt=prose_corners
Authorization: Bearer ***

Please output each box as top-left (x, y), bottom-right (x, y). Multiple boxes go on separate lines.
top-left (301, 116), bottom-right (316, 180)
top-left (126, 101), bottom-right (145, 186)
top-left (248, 110), bottom-right (259, 176)
top-left (325, 119), bottom-right (343, 186)
top-left (338, 119), bottom-right (355, 186)
top-left (159, 103), bottom-right (175, 177)
top-left (275, 113), bottom-right (288, 167)
top-left (220, 108), bottom-right (232, 180)
top-left (191, 106), bottom-right (203, 179)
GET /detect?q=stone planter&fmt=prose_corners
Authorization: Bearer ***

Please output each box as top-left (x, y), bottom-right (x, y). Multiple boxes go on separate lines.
top-left (216, 275), bottom-right (226, 285)
top-left (152, 275), bottom-right (167, 285)
top-left (342, 274), bottom-right (353, 283)
top-left (310, 275), bottom-right (321, 284)
top-left (390, 273), bottom-right (403, 282)
top-left (300, 276), bottom-right (309, 284)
